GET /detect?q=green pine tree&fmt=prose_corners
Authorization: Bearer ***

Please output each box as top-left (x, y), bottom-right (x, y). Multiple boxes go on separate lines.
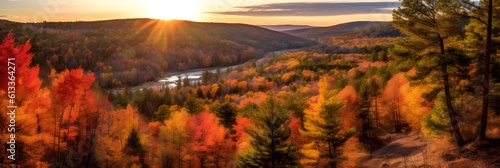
top-left (458, 0), bottom-right (500, 140)
top-left (212, 101), bottom-right (237, 133)
top-left (300, 95), bottom-right (356, 168)
top-left (184, 97), bottom-right (204, 114)
top-left (153, 104), bottom-right (171, 122)
top-left (392, 0), bottom-right (467, 146)
top-left (125, 128), bottom-right (146, 155)
top-left (236, 93), bottom-right (298, 168)
top-left (124, 128), bottom-right (146, 167)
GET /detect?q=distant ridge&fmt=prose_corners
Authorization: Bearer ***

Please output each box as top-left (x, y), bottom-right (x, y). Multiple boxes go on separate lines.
top-left (0, 18), bottom-right (316, 53)
top-left (284, 21), bottom-right (403, 39)
top-left (259, 25), bottom-right (317, 32)
top-left (0, 18), bottom-right (317, 88)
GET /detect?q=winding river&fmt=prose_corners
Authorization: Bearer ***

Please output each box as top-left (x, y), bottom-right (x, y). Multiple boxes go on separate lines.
top-left (111, 64), bottom-right (240, 93)
top-left (111, 46), bottom-right (316, 94)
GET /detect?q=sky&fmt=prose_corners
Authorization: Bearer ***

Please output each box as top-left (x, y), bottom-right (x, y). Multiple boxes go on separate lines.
top-left (0, 0), bottom-right (401, 26)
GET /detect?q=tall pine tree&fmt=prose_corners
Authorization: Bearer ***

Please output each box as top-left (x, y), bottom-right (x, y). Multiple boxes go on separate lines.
top-left (124, 128), bottom-right (146, 167)
top-left (237, 93), bottom-right (297, 168)
top-left (392, 0), bottom-right (467, 146)
top-left (455, 0), bottom-right (500, 140)
top-left (300, 94), bottom-right (356, 168)
top-left (212, 100), bottom-right (237, 133)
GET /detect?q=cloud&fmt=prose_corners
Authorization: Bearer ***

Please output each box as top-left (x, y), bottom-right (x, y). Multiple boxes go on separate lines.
top-left (207, 2), bottom-right (401, 17)
top-left (0, 15), bottom-right (7, 18)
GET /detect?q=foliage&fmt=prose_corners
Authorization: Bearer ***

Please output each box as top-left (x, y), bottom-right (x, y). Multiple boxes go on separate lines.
top-left (184, 96), bottom-right (204, 114)
top-left (392, 0), bottom-right (468, 146)
top-left (300, 78), bottom-right (356, 167)
top-left (154, 104), bottom-right (171, 122)
top-left (237, 93), bottom-right (298, 167)
top-left (211, 101), bottom-right (238, 133)
top-left (0, 19), bottom-right (315, 88)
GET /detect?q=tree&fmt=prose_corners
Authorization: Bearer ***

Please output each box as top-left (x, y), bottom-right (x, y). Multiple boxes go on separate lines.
top-left (211, 101), bottom-right (237, 133)
top-left (301, 95), bottom-right (356, 168)
top-left (370, 50), bottom-right (379, 62)
top-left (453, 0), bottom-right (500, 140)
top-left (184, 97), bottom-right (204, 115)
top-left (0, 31), bottom-right (42, 102)
top-left (201, 71), bottom-right (213, 85)
top-left (183, 75), bottom-right (191, 87)
top-left (50, 68), bottom-right (95, 162)
top-left (176, 76), bottom-right (183, 90)
top-left (422, 93), bottom-right (453, 136)
top-left (0, 32), bottom-right (46, 166)
top-left (237, 93), bottom-right (297, 167)
top-left (301, 77), bottom-right (356, 167)
top-left (355, 79), bottom-right (378, 144)
top-left (392, 0), bottom-right (466, 146)
top-left (158, 107), bottom-right (192, 167)
top-left (196, 88), bottom-right (205, 99)
top-left (283, 94), bottom-right (309, 130)
top-left (154, 104), bottom-right (171, 122)
top-left (124, 128), bottom-right (146, 166)
top-left (188, 111), bottom-right (229, 167)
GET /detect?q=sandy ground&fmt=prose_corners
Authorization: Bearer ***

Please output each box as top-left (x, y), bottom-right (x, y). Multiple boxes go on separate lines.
top-left (343, 132), bottom-right (500, 168)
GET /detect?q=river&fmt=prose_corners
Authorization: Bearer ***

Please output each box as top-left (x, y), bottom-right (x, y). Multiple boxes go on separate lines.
top-left (111, 45), bottom-right (317, 94)
top-left (111, 64), bottom-right (240, 94)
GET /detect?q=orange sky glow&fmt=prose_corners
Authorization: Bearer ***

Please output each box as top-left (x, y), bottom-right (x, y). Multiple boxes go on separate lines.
top-left (0, 0), bottom-right (399, 26)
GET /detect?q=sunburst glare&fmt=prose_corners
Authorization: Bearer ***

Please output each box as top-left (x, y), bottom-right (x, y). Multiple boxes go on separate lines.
top-left (147, 0), bottom-right (201, 20)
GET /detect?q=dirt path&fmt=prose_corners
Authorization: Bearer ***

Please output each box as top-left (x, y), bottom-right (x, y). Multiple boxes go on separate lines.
top-left (348, 132), bottom-right (443, 168)
top-left (345, 132), bottom-right (500, 168)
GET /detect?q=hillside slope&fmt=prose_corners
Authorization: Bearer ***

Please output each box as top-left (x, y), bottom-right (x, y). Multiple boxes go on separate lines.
top-left (259, 25), bottom-right (317, 32)
top-left (284, 21), bottom-right (402, 39)
top-left (0, 19), bottom-right (315, 88)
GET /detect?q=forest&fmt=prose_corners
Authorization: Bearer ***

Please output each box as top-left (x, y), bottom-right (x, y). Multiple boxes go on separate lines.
top-left (0, 19), bottom-right (315, 88)
top-left (0, 0), bottom-right (500, 167)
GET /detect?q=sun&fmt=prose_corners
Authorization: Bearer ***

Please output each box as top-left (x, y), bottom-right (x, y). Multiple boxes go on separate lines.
top-left (147, 0), bottom-right (201, 20)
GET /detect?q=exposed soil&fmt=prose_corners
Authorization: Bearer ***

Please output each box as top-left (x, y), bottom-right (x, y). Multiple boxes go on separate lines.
top-left (345, 132), bottom-right (500, 168)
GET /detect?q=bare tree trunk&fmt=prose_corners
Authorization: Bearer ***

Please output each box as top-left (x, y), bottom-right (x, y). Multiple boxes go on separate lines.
top-left (438, 36), bottom-right (465, 146)
top-left (375, 97), bottom-right (379, 127)
top-left (53, 107), bottom-right (59, 162)
top-left (328, 142), bottom-right (335, 168)
top-left (57, 103), bottom-right (74, 163)
top-left (478, 0), bottom-right (493, 140)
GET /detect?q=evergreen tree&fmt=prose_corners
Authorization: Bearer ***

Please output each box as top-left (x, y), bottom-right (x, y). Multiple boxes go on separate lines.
top-left (283, 94), bottom-right (309, 129)
top-left (196, 87), bottom-right (205, 99)
top-left (183, 75), bottom-right (190, 87)
top-left (153, 104), bottom-right (171, 122)
top-left (370, 50), bottom-right (379, 62)
top-left (300, 94), bottom-right (356, 168)
top-left (456, 0), bottom-right (500, 140)
top-left (125, 128), bottom-right (146, 155)
top-left (422, 93), bottom-right (453, 135)
top-left (176, 75), bottom-right (182, 90)
top-left (162, 89), bottom-right (172, 105)
top-left (201, 70), bottom-right (212, 85)
top-left (353, 78), bottom-right (383, 151)
top-left (237, 93), bottom-right (298, 168)
top-left (184, 97), bottom-right (204, 114)
top-left (124, 128), bottom-right (146, 166)
top-left (212, 101), bottom-right (237, 133)
top-left (392, 0), bottom-right (467, 146)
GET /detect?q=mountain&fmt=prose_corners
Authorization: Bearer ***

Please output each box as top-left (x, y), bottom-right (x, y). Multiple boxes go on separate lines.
top-left (284, 21), bottom-right (402, 39)
top-left (259, 25), bottom-right (317, 32)
top-left (0, 18), bottom-right (316, 88)
top-left (338, 22), bottom-right (403, 38)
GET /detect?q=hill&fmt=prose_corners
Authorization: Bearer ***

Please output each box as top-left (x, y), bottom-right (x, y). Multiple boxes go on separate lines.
top-left (0, 19), bottom-right (315, 88)
top-left (258, 24), bottom-right (317, 32)
top-left (284, 21), bottom-right (402, 39)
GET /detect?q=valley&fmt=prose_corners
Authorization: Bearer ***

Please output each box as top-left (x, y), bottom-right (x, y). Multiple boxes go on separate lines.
top-left (1, 3), bottom-right (499, 166)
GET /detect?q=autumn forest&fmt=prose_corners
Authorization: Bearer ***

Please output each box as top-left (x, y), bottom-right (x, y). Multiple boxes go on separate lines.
top-left (1, 0), bottom-right (500, 167)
